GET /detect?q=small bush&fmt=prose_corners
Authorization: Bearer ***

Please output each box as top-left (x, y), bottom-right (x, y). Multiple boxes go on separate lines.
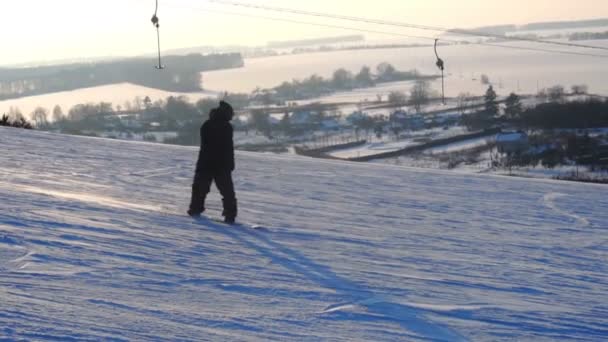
top-left (0, 114), bottom-right (33, 129)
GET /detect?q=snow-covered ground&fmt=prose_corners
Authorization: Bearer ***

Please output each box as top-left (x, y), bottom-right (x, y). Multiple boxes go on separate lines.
top-left (294, 81), bottom-right (416, 107)
top-left (327, 126), bottom-right (471, 159)
top-left (1, 127), bottom-right (608, 341)
top-left (233, 131), bottom-right (275, 146)
top-left (328, 140), bottom-right (419, 159)
top-left (424, 136), bottom-right (494, 155)
top-left (203, 41), bottom-right (608, 96)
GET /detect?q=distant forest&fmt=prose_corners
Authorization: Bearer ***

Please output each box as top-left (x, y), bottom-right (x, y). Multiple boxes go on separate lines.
top-left (0, 53), bottom-right (243, 100)
top-left (451, 18), bottom-right (608, 36)
top-left (267, 35), bottom-right (365, 48)
top-left (569, 31), bottom-right (608, 41)
top-left (520, 18), bottom-right (608, 31)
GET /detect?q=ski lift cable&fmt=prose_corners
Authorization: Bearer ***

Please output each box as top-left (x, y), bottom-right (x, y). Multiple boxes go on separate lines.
top-left (165, 5), bottom-right (453, 42)
top-left (163, 4), bottom-right (608, 59)
top-left (200, 0), bottom-right (608, 52)
top-left (151, 0), bottom-right (165, 69)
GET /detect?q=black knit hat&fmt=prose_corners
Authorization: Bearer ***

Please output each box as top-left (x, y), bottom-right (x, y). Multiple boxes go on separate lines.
top-left (219, 101), bottom-right (234, 119)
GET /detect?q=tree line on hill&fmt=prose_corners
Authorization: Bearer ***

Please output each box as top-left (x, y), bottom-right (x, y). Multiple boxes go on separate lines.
top-left (262, 63), bottom-right (437, 103)
top-left (462, 84), bottom-right (608, 175)
top-left (462, 84), bottom-right (607, 131)
top-left (0, 114), bottom-right (32, 129)
top-left (35, 96), bottom-right (222, 142)
top-left (0, 53), bottom-right (243, 100)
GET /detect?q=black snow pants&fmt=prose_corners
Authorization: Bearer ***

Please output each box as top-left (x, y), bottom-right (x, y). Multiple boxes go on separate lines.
top-left (189, 169), bottom-right (237, 219)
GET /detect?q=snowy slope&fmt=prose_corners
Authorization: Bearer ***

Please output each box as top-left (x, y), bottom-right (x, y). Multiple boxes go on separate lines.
top-left (1, 126), bottom-right (607, 341)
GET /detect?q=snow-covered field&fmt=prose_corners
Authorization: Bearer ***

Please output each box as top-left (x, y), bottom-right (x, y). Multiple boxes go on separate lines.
top-left (424, 137), bottom-right (494, 155)
top-left (329, 140), bottom-right (419, 159)
top-left (204, 41), bottom-right (608, 96)
top-left (327, 126), bottom-right (471, 159)
top-left (1, 126), bottom-right (608, 341)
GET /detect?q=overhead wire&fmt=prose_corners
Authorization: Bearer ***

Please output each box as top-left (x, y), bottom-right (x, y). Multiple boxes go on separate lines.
top-left (162, 3), bottom-right (608, 59)
top-left (200, 0), bottom-right (608, 52)
top-left (165, 5), bottom-right (449, 42)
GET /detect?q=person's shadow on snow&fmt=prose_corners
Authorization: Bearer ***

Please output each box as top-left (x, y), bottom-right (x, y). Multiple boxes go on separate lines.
top-left (208, 222), bottom-right (466, 342)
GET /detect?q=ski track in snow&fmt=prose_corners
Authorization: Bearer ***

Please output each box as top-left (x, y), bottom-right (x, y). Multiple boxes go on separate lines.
top-left (543, 193), bottom-right (591, 227)
top-left (1, 127), bottom-right (608, 341)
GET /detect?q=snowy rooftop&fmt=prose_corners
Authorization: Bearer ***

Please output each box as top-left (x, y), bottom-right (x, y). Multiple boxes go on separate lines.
top-left (1, 127), bottom-right (607, 341)
top-left (497, 131), bottom-right (528, 143)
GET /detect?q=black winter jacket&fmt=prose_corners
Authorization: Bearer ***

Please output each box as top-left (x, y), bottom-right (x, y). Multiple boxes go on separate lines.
top-left (196, 111), bottom-right (235, 172)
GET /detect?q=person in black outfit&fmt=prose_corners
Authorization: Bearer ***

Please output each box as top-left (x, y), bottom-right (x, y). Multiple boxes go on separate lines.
top-left (188, 101), bottom-right (237, 223)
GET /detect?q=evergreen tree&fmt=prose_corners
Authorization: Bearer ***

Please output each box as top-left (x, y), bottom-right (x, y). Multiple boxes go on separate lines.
top-left (0, 114), bottom-right (10, 126)
top-left (484, 85), bottom-right (498, 116)
top-left (355, 66), bottom-right (375, 87)
top-left (377, 62), bottom-right (397, 81)
top-left (251, 109), bottom-right (272, 138)
top-left (280, 113), bottom-right (291, 136)
top-left (504, 93), bottom-right (522, 121)
top-left (332, 68), bottom-right (354, 89)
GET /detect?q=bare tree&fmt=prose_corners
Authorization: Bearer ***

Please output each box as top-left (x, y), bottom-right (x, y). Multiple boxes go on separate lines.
top-left (377, 62), bottom-right (397, 81)
top-left (388, 91), bottom-right (407, 106)
top-left (8, 107), bottom-right (23, 120)
top-left (571, 84), bottom-right (588, 95)
top-left (133, 96), bottom-right (143, 111)
top-left (457, 92), bottom-right (474, 115)
top-left (123, 100), bottom-right (133, 111)
top-left (52, 105), bottom-right (64, 122)
top-left (250, 109), bottom-right (272, 138)
top-left (410, 80), bottom-right (431, 113)
top-left (480, 74), bottom-right (491, 85)
top-left (548, 85), bottom-right (566, 103)
top-left (31, 107), bottom-right (49, 128)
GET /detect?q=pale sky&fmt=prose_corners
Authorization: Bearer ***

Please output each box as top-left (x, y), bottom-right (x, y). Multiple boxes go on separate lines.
top-left (1, 0), bottom-right (606, 66)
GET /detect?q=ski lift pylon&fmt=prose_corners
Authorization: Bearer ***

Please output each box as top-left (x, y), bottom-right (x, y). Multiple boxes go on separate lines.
top-left (434, 39), bottom-right (445, 105)
top-left (152, 0), bottom-right (164, 69)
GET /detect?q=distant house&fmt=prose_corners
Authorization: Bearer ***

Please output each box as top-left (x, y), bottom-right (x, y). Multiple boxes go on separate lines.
top-left (149, 122), bottom-right (162, 130)
top-left (496, 131), bottom-right (529, 154)
top-left (291, 111), bottom-right (314, 127)
top-left (434, 112), bottom-right (461, 126)
top-left (268, 115), bottom-right (282, 126)
top-left (346, 111), bottom-right (368, 127)
top-left (389, 110), bottom-right (408, 127)
top-left (389, 110), bottom-right (426, 130)
top-left (320, 118), bottom-right (341, 131)
top-left (116, 113), bottom-right (143, 129)
top-left (232, 115), bottom-right (250, 130)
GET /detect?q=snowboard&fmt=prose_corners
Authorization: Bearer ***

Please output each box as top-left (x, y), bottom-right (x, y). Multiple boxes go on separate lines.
top-left (192, 215), bottom-right (268, 232)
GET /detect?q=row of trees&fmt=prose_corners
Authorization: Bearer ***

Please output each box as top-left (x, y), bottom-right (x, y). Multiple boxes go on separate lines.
top-left (387, 79), bottom-right (433, 112)
top-left (0, 54), bottom-right (244, 100)
top-left (0, 114), bottom-right (33, 129)
top-left (80, 98), bottom-right (214, 138)
top-left (494, 132), bottom-right (608, 172)
top-left (267, 63), bottom-right (435, 102)
top-left (462, 84), bottom-right (600, 131)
